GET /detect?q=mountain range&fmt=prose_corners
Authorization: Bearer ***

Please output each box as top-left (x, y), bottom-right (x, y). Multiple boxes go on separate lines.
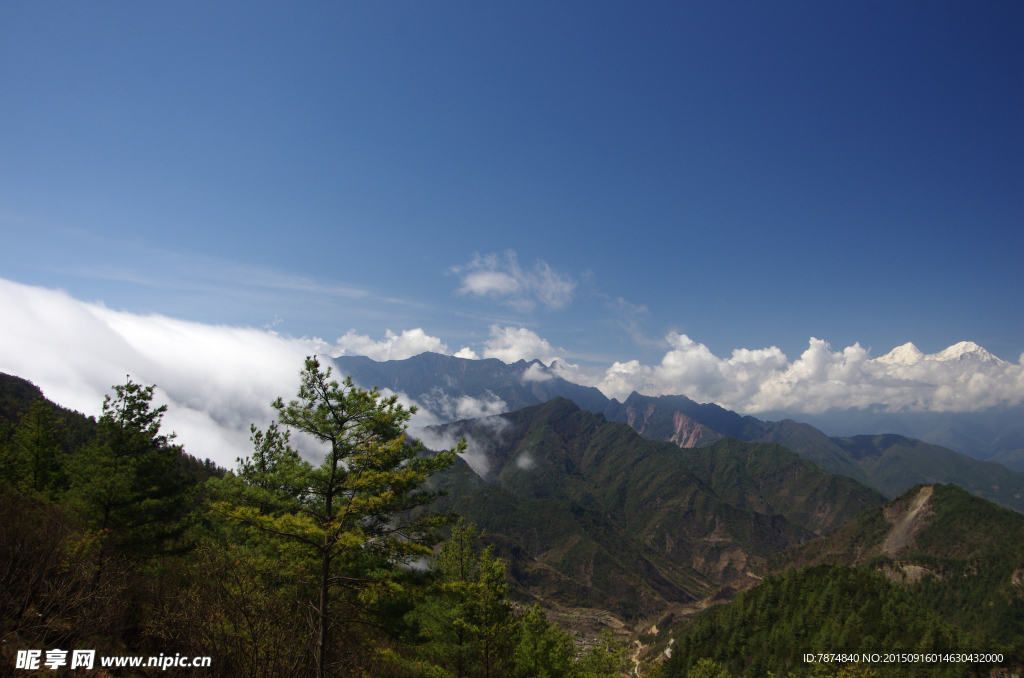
top-left (420, 397), bottom-right (886, 619)
top-left (4, 364), bottom-right (1021, 673)
top-left (333, 352), bottom-right (1024, 512)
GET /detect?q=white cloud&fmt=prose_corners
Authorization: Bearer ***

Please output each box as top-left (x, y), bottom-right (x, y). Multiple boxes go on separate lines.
top-left (454, 346), bottom-right (479, 360)
top-left (460, 269), bottom-right (521, 297)
top-left (409, 414), bottom-right (512, 480)
top-left (593, 360), bottom-right (652, 400)
top-left (333, 328), bottom-right (447, 361)
top-left (481, 325), bottom-right (562, 365)
top-left (520, 363), bottom-right (553, 382)
top-left (590, 333), bottom-right (1024, 414)
top-left (453, 251), bottom-right (576, 311)
top-left (0, 278), bottom-right (456, 469)
top-left (4, 274), bottom-right (1020, 477)
top-left (515, 452), bottom-right (536, 471)
top-left (0, 278), bottom-right (329, 468)
top-left (415, 388), bottom-right (509, 422)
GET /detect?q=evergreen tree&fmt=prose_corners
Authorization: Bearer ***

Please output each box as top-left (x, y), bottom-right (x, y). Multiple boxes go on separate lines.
top-left (413, 521), bottom-right (627, 678)
top-left (418, 521), bottom-right (517, 678)
top-left (6, 399), bottom-right (65, 495)
top-left (66, 378), bottom-right (188, 581)
top-left (513, 604), bottom-right (576, 678)
top-left (222, 356), bottom-right (461, 678)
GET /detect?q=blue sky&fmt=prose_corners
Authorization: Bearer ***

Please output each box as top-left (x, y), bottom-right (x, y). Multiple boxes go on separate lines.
top-left (1, 3), bottom-right (1022, 385)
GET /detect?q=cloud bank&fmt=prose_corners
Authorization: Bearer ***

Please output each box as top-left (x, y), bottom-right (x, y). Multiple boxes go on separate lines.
top-left (481, 325), bottom-right (562, 365)
top-left (409, 414), bottom-right (512, 480)
top-left (582, 333), bottom-right (1024, 414)
top-left (0, 278), bottom-right (463, 469)
top-left (3, 277), bottom-right (1021, 478)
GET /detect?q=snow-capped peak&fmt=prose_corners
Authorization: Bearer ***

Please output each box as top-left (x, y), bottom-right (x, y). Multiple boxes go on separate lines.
top-left (929, 341), bottom-right (1004, 364)
top-left (875, 340), bottom-right (1004, 365)
top-left (875, 342), bottom-right (924, 365)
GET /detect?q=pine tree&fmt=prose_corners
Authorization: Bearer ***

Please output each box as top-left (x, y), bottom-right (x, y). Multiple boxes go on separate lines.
top-left (8, 399), bottom-right (66, 495)
top-left (66, 378), bottom-right (188, 584)
top-left (223, 356), bottom-right (461, 678)
top-left (513, 604), bottom-right (575, 678)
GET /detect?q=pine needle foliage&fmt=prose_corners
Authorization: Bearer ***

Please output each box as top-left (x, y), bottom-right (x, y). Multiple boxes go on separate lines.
top-left (220, 356), bottom-right (461, 678)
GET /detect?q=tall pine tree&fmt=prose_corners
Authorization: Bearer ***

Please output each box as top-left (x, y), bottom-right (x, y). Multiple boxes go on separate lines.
top-left (223, 356), bottom-right (460, 678)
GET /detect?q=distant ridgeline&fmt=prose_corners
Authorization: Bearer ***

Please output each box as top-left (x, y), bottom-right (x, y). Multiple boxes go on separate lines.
top-left (333, 352), bottom-right (1024, 512)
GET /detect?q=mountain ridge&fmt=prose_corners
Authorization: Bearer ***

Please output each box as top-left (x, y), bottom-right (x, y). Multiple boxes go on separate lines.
top-left (418, 397), bottom-right (886, 619)
top-left (333, 352), bottom-right (1024, 511)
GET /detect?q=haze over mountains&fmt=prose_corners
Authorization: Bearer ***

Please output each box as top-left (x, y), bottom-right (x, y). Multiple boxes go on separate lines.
top-left (333, 351), bottom-right (1024, 512)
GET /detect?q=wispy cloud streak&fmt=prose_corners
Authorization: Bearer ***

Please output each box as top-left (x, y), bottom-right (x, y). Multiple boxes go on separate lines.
top-left (452, 251), bottom-right (576, 312)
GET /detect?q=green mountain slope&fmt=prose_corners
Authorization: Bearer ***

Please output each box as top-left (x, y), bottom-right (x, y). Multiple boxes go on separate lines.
top-left (991, 448), bottom-right (1024, 473)
top-left (611, 393), bottom-right (1024, 512)
top-left (660, 564), bottom-right (1018, 678)
top-left (656, 484), bottom-right (1024, 677)
top-left (671, 438), bottom-right (881, 537)
top-left (763, 484), bottom-right (1024, 653)
top-left (728, 419), bottom-right (872, 489)
top-left (827, 434), bottom-right (1024, 511)
top-left (0, 372), bottom-right (98, 450)
top-left (760, 405), bottom-right (1024, 462)
top-left (422, 398), bottom-right (886, 619)
top-left (429, 453), bottom-right (715, 619)
top-left (765, 483), bottom-right (1024, 579)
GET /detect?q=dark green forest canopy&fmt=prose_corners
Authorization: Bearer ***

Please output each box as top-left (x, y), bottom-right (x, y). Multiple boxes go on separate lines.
top-left (657, 484), bottom-right (1024, 678)
top-left (0, 372), bottom-right (225, 483)
top-left (661, 564), bottom-right (1022, 678)
top-left (1, 372), bottom-right (98, 452)
top-left (0, 369), bottom-right (630, 677)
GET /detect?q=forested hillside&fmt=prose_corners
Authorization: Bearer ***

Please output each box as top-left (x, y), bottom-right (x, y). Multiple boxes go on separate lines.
top-left (0, 370), bottom-right (630, 677)
top-left (421, 399), bottom-right (885, 619)
top-left (652, 484), bottom-right (1024, 678)
top-left (4, 367), bottom-right (1020, 678)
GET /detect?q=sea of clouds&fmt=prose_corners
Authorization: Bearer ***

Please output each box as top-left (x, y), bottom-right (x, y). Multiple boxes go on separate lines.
top-left (2, 278), bottom-right (1021, 471)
